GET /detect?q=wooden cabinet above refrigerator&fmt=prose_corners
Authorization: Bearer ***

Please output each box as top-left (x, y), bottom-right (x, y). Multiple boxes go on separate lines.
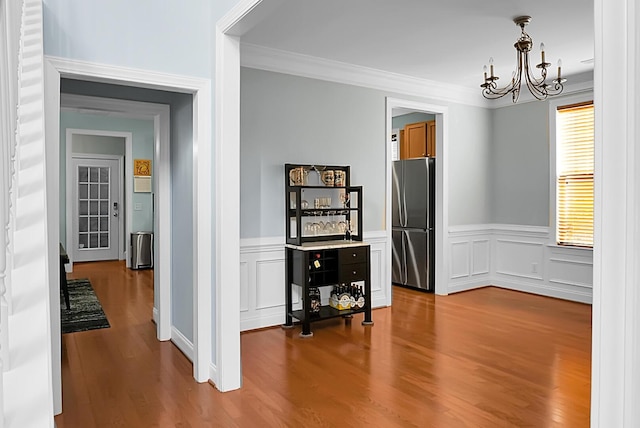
top-left (400, 120), bottom-right (436, 159)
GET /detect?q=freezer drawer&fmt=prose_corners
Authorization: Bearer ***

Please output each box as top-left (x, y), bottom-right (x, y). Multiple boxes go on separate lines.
top-left (392, 229), bottom-right (433, 291)
top-left (404, 229), bottom-right (430, 290)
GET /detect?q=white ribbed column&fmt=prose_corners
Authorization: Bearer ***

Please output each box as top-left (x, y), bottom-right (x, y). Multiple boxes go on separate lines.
top-left (2, 0), bottom-right (54, 425)
top-left (0, 2), bottom-right (23, 427)
top-left (592, 0), bottom-right (640, 426)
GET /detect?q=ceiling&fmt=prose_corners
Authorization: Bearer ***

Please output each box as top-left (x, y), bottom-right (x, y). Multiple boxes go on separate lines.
top-left (242, 0), bottom-right (594, 91)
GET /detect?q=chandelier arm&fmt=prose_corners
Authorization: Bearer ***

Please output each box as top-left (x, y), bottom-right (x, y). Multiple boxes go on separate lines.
top-left (523, 53), bottom-right (550, 100)
top-left (481, 50), bottom-right (523, 100)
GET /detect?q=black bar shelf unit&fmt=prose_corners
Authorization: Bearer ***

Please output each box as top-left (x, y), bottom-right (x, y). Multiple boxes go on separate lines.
top-left (283, 163), bottom-right (373, 337)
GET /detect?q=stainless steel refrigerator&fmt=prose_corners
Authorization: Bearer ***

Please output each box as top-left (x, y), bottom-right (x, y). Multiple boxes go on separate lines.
top-left (392, 158), bottom-right (435, 292)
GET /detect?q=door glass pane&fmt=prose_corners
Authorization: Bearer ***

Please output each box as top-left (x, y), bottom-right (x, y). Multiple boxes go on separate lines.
top-left (79, 184), bottom-right (88, 199)
top-left (89, 233), bottom-right (98, 248)
top-left (78, 164), bottom-right (112, 252)
top-left (79, 167), bottom-right (88, 183)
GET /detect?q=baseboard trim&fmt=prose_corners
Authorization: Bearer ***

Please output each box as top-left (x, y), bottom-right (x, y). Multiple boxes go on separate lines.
top-left (241, 313), bottom-right (285, 332)
top-left (492, 279), bottom-right (592, 304)
top-left (171, 327), bottom-right (194, 362)
top-left (448, 280), bottom-right (491, 294)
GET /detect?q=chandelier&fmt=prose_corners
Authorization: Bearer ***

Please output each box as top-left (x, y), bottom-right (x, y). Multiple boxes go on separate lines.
top-left (481, 16), bottom-right (566, 103)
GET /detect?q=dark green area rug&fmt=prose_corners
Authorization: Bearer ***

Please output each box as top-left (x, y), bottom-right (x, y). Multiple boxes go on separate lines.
top-left (61, 278), bottom-right (110, 334)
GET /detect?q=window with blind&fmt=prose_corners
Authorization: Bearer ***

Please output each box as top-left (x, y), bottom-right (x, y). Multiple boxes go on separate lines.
top-left (556, 101), bottom-right (594, 247)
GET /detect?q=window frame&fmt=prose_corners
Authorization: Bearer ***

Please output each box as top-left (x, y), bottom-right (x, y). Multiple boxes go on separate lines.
top-left (548, 92), bottom-right (595, 249)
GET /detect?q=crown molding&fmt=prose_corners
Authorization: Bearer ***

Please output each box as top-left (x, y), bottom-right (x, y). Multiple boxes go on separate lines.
top-left (240, 43), bottom-right (489, 108)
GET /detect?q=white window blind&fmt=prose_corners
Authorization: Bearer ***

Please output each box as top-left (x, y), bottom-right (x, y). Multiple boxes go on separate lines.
top-left (556, 101), bottom-right (594, 247)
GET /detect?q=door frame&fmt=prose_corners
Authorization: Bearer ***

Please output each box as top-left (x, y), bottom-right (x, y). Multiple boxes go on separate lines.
top-left (66, 131), bottom-right (129, 266)
top-left (44, 58), bottom-right (212, 414)
top-left (385, 98), bottom-right (449, 296)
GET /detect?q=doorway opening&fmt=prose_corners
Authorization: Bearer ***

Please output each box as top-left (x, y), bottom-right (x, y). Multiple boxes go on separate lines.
top-left (385, 98), bottom-right (449, 297)
top-left (45, 59), bottom-right (213, 415)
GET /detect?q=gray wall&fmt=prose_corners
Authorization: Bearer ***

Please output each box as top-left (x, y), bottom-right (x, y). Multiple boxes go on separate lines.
top-left (392, 112), bottom-right (435, 130)
top-left (61, 79), bottom-right (195, 342)
top-left (491, 101), bottom-right (549, 226)
top-left (241, 67), bottom-right (386, 237)
top-left (448, 103), bottom-right (493, 225)
top-left (59, 111), bottom-right (155, 246)
top-left (169, 95), bottom-right (194, 342)
top-left (240, 67), bottom-right (493, 238)
top-left (71, 134), bottom-right (125, 156)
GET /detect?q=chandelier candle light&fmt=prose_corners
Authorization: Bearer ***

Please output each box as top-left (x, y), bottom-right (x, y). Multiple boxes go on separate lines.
top-left (481, 16), bottom-right (566, 102)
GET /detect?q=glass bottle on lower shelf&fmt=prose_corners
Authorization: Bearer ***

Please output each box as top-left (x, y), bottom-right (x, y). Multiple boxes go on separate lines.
top-left (330, 284), bottom-right (352, 310)
top-left (309, 287), bottom-right (321, 315)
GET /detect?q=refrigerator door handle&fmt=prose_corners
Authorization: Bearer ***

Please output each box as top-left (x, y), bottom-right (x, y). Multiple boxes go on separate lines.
top-left (401, 230), bottom-right (408, 284)
top-left (402, 174), bottom-right (407, 227)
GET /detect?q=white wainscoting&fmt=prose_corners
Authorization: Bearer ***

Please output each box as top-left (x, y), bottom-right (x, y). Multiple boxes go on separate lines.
top-left (448, 224), bottom-right (593, 303)
top-left (239, 231), bottom-right (388, 332)
top-left (448, 226), bottom-right (492, 293)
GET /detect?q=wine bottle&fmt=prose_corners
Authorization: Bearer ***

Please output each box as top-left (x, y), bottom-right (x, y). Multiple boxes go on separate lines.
top-left (309, 287), bottom-right (321, 314)
top-left (338, 283), bottom-right (351, 310)
top-left (349, 284), bottom-right (357, 308)
top-left (355, 285), bottom-right (365, 309)
top-left (312, 252), bottom-right (322, 269)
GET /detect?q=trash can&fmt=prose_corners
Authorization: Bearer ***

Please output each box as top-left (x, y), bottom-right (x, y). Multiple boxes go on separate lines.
top-left (131, 231), bottom-right (153, 269)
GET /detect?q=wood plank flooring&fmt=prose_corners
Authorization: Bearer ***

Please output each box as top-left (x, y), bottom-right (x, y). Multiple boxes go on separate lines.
top-left (55, 261), bottom-right (591, 427)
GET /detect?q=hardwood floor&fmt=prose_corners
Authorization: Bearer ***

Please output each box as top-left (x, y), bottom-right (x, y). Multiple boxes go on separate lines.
top-left (55, 261), bottom-right (591, 427)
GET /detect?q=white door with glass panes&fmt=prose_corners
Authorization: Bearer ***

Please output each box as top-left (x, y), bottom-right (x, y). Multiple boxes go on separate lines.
top-left (72, 158), bottom-right (121, 262)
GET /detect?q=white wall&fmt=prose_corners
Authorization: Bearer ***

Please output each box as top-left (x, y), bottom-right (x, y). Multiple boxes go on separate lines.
top-left (42, 0), bottom-right (212, 77)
